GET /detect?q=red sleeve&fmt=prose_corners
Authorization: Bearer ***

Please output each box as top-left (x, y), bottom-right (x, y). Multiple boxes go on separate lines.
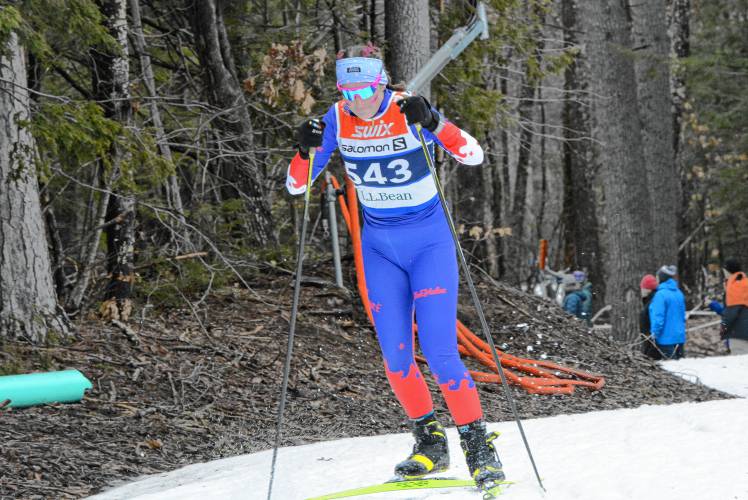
top-left (434, 121), bottom-right (484, 166)
top-left (286, 152), bottom-right (310, 195)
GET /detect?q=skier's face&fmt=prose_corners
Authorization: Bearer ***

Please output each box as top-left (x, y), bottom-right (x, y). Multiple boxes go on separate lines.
top-left (340, 82), bottom-right (385, 119)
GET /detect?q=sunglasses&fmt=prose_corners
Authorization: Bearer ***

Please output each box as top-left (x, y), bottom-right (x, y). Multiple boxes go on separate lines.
top-left (337, 74), bottom-right (382, 101)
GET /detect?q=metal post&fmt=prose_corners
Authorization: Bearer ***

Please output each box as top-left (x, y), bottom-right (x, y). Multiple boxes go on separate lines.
top-left (325, 171), bottom-right (344, 288)
top-left (406, 2), bottom-right (489, 95)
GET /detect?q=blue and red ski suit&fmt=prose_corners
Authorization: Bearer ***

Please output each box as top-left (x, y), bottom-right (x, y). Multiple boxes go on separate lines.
top-left (286, 89), bottom-right (485, 425)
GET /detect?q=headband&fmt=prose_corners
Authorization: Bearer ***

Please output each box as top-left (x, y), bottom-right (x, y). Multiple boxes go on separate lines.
top-left (335, 57), bottom-right (388, 86)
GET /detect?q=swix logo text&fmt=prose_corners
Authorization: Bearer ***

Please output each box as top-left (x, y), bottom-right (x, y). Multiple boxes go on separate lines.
top-left (352, 122), bottom-right (394, 139)
top-left (413, 286), bottom-right (448, 299)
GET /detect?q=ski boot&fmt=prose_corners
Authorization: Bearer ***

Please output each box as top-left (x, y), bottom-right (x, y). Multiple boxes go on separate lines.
top-left (394, 413), bottom-right (450, 479)
top-left (458, 420), bottom-right (505, 498)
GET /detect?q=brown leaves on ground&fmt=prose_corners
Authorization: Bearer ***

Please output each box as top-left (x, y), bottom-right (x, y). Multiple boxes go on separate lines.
top-left (99, 298), bottom-right (133, 321)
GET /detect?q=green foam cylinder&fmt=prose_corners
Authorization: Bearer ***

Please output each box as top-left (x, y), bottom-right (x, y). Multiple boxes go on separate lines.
top-left (0, 369), bottom-right (93, 408)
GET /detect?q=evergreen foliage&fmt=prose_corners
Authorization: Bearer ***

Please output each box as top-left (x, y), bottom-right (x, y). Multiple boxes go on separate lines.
top-left (685, 0), bottom-right (748, 263)
top-left (0, 0), bottom-right (743, 324)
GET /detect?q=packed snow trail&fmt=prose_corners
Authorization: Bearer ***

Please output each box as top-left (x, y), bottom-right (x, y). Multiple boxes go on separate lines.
top-left (90, 355), bottom-right (748, 500)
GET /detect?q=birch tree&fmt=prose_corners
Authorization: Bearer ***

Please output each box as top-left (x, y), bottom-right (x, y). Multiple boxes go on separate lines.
top-left (67, 0), bottom-right (136, 319)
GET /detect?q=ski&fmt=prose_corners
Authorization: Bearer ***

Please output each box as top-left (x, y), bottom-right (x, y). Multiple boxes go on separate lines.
top-left (386, 474), bottom-right (460, 483)
top-left (306, 477), bottom-right (513, 499)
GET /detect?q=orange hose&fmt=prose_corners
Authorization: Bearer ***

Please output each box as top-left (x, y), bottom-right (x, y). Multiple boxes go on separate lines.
top-left (539, 239), bottom-right (548, 270)
top-left (326, 173), bottom-right (605, 395)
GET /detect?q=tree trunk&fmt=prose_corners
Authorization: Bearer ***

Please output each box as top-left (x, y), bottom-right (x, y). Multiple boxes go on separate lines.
top-left (668, 0), bottom-right (690, 162)
top-left (0, 32), bottom-right (69, 342)
top-left (668, 0), bottom-right (691, 281)
top-left (360, 0), bottom-right (370, 37)
top-left (96, 0), bottom-right (136, 321)
top-left (506, 80), bottom-right (535, 285)
top-left (41, 191), bottom-right (70, 299)
top-left (370, 0), bottom-right (384, 43)
top-left (129, 0), bottom-right (190, 248)
top-left (578, 0), bottom-right (654, 341)
top-left (384, 0), bottom-right (430, 98)
top-left (630, 0), bottom-right (679, 267)
top-left (507, 19), bottom-right (543, 286)
top-left (480, 55), bottom-right (500, 279)
top-left (187, 0), bottom-right (275, 246)
top-left (66, 168), bottom-right (113, 313)
top-left (561, 0), bottom-right (603, 292)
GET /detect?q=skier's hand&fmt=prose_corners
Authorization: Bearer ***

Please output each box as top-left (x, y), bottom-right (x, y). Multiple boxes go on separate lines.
top-left (296, 118), bottom-right (325, 157)
top-left (396, 96), bottom-right (439, 132)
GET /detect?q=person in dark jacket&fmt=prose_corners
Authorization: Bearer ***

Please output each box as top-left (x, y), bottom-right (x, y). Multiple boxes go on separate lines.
top-left (639, 274), bottom-right (660, 359)
top-left (719, 258), bottom-right (748, 354)
top-left (649, 265), bottom-right (686, 359)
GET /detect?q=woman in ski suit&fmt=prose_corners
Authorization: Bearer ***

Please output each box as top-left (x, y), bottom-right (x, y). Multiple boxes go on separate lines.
top-left (286, 44), bottom-right (504, 488)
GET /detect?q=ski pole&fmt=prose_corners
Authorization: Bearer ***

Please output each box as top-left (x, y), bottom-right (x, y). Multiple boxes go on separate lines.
top-left (415, 124), bottom-right (546, 491)
top-left (267, 148), bottom-right (316, 500)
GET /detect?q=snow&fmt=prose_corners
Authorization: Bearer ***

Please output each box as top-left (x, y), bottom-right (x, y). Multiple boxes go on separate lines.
top-left (90, 355), bottom-right (748, 500)
top-left (660, 353), bottom-right (748, 397)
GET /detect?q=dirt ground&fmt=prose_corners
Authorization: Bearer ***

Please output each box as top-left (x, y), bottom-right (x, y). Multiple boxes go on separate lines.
top-left (0, 268), bottom-right (731, 499)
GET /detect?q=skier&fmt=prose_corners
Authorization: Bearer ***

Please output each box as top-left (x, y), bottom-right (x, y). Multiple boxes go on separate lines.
top-left (286, 43), bottom-right (505, 491)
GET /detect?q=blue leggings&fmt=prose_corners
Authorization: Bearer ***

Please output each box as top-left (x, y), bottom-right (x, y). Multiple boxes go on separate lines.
top-left (362, 205), bottom-right (482, 425)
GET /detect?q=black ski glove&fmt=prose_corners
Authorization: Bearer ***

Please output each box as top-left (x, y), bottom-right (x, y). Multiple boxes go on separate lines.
top-left (296, 118), bottom-right (325, 159)
top-left (396, 96), bottom-right (440, 132)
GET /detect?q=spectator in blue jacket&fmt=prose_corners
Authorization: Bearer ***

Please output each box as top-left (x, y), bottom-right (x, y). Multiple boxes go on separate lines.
top-left (563, 271), bottom-right (593, 324)
top-left (649, 265), bottom-right (687, 359)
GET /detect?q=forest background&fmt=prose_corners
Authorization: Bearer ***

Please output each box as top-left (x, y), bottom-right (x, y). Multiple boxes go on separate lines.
top-left (0, 0), bottom-right (746, 347)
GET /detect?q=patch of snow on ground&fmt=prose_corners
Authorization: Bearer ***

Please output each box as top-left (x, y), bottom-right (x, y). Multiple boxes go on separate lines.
top-left (661, 353), bottom-right (748, 397)
top-left (90, 356), bottom-right (748, 500)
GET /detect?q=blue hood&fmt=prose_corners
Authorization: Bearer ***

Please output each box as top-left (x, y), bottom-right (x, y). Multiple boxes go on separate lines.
top-left (657, 278), bottom-right (679, 293)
